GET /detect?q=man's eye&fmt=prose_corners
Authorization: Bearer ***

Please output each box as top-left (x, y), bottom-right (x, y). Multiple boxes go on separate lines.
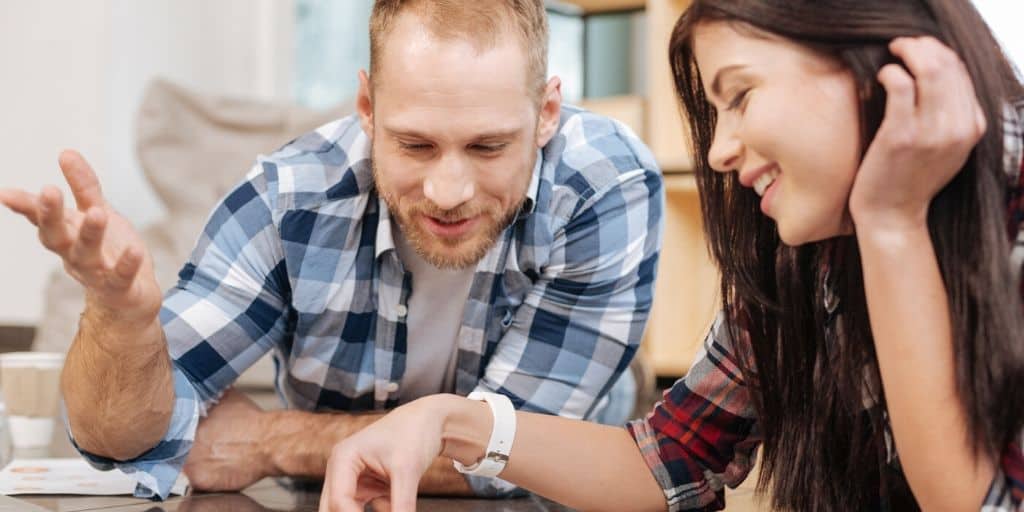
top-left (400, 143), bottom-right (431, 152)
top-left (472, 144), bottom-right (506, 154)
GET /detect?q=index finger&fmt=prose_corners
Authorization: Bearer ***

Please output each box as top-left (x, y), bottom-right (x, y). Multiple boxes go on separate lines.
top-left (321, 451), bottom-right (366, 512)
top-left (0, 188), bottom-right (41, 225)
top-left (388, 468), bottom-right (418, 512)
top-left (58, 149), bottom-right (106, 212)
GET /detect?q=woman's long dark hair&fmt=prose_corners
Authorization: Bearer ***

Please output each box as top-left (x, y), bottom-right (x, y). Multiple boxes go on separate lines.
top-left (670, 1), bottom-right (1024, 510)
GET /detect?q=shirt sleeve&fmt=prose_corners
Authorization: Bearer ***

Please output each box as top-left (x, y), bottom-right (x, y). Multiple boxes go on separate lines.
top-left (980, 435), bottom-right (1024, 510)
top-left (67, 366), bottom-right (200, 500)
top-left (160, 163), bottom-right (290, 405)
top-left (625, 312), bottom-right (761, 511)
top-left (68, 163), bottom-right (292, 500)
top-left (985, 103), bottom-right (1024, 511)
top-left (467, 160), bottom-right (663, 496)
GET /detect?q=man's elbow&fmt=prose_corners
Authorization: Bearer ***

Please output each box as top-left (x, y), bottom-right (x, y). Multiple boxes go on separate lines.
top-left (67, 409), bottom-right (171, 461)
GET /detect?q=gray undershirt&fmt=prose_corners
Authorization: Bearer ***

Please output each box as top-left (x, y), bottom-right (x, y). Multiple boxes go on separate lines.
top-left (393, 225), bottom-right (475, 403)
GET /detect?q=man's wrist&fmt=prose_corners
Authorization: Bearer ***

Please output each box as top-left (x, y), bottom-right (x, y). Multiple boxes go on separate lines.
top-left (257, 410), bottom-right (284, 477)
top-left (80, 300), bottom-right (164, 356)
top-left (261, 408), bottom-right (374, 477)
top-left (83, 292), bottom-right (162, 330)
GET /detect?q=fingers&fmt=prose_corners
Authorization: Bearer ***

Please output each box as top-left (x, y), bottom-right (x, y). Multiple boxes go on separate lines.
top-left (67, 207), bottom-right (108, 271)
top-left (388, 466), bottom-right (418, 512)
top-left (37, 186), bottom-right (74, 253)
top-left (877, 63), bottom-right (917, 137)
top-left (58, 149), bottom-right (106, 212)
top-left (889, 37), bottom-right (957, 109)
top-left (369, 497), bottom-right (392, 512)
top-left (0, 188), bottom-right (41, 226)
top-left (888, 37), bottom-right (984, 141)
top-left (109, 245), bottom-right (144, 290)
top-left (318, 475), bottom-right (329, 512)
top-left (320, 448), bottom-right (369, 512)
top-left (353, 475), bottom-right (390, 503)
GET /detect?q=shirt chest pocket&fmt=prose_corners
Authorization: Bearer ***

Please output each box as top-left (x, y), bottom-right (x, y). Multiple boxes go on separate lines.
top-left (488, 270), bottom-right (534, 337)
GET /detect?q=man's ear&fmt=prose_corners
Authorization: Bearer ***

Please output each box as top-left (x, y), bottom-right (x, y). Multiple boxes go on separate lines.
top-left (535, 77), bottom-right (563, 148)
top-left (357, 69), bottom-right (374, 140)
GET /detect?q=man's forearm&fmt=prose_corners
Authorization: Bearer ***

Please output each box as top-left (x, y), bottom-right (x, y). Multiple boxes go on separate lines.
top-left (263, 408), bottom-right (473, 495)
top-left (61, 302), bottom-right (175, 461)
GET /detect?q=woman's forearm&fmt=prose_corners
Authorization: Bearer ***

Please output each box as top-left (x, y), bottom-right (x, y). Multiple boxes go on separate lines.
top-left (856, 221), bottom-right (994, 511)
top-left (437, 395), bottom-right (667, 512)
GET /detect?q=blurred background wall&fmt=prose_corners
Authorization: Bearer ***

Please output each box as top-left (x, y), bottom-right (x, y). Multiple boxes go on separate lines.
top-left (0, 0), bottom-right (1020, 330)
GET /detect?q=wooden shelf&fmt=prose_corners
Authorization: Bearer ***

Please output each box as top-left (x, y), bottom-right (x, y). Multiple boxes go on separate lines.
top-left (658, 154), bottom-right (694, 174)
top-left (647, 0), bottom-right (694, 174)
top-left (646, 166), bottom-right (718, 378)
top-left (662, 172), bottom-right (696, 193)
top-left (577, 94), bottom-right (646, 140)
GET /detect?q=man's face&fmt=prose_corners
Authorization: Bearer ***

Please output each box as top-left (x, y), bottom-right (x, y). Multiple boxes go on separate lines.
top-left (359, 12), bottom-right (559, 270)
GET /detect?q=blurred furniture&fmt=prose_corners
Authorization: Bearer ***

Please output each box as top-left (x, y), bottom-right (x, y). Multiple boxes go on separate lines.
top-left (571, 0), bottom-right (716, 378)
top-left (0, 326), bottom-right (34, 353)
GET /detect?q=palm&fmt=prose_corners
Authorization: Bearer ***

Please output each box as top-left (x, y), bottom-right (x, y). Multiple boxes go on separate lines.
top-left (0, 150), bottom-right (163, 322)
top-left (71, 206), bottom-right (159, 310)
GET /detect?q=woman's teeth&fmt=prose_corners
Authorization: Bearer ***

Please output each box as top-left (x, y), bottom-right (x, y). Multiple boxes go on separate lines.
top-left (753, 168), bottom-right (780, 197)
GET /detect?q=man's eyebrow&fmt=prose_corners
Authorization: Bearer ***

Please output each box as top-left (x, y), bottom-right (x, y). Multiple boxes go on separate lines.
top-left (384, 126), bottom-right (523, 141)
top-left (383, 126), bottom-right (434, 140)
top-left (710, 64), bottom-right (749, 98)
top-left (470, 128), bottom-right (523, 141)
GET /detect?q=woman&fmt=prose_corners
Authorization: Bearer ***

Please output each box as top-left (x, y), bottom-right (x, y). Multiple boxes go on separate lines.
top-left (318, 1), bottom-right (1024, 510)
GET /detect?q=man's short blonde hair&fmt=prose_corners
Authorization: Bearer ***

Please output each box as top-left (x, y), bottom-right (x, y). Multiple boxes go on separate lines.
top-left (369, 0), bottom-right (549, 101)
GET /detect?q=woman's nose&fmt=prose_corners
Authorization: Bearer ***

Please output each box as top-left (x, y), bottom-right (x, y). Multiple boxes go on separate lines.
top-left (707, 125), bottom-right (742, 173)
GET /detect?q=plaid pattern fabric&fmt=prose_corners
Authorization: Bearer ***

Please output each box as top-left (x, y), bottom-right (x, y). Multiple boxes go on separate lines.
top-left (627, 101), bottom-right (1024, 512)
top-left (71, 105), bottom-right (664, 500)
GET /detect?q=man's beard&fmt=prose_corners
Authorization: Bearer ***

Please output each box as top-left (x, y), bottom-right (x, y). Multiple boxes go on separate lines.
top-left (373, 161), bottom-right (524, 270)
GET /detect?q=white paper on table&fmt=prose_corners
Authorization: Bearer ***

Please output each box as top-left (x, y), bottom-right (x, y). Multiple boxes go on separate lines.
top-left (0, 458), bottom-right (188, 496)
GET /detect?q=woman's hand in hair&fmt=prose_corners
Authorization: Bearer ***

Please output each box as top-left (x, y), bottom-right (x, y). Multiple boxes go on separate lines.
top-left (848, 36), bottom-right (986, 233)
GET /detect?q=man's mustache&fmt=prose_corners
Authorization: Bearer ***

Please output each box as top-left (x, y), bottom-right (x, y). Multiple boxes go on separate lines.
top-left (406, 202), bottom-right (497, 222)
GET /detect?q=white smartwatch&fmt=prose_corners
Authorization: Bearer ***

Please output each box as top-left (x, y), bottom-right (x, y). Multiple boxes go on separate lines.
top-left (452, 391), bottom-right (517, 478)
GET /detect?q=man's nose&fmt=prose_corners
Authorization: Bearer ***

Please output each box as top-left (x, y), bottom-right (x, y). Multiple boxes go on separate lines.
top-left (423, 156), bottom-right (475, 210)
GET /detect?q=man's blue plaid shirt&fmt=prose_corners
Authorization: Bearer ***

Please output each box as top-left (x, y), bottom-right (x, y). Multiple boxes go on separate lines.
top-left (72, 105), bottom-right (665, 500)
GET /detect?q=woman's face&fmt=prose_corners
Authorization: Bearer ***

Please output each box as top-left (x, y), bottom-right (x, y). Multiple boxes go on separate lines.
top-left (693, 21), bottom-right (863, 245)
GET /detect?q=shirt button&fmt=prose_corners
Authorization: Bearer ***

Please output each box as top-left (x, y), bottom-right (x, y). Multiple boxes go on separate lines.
top-left (395, 304), bottom-right (408, 318)
top-left (384, 381), bottom-right (399, 393)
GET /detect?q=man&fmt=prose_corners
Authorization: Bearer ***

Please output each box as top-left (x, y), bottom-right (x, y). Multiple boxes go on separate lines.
top-left (0, 0), bottom-right (663, 500)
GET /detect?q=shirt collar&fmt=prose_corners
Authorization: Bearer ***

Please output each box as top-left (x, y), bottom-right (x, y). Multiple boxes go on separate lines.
top-left (520, 148), bottom-right (542, 217)
top-left (375, 197), bottom-right (398, 260)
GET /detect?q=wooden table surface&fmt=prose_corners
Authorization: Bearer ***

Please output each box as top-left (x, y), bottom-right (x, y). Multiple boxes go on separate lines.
top-left (3, 401), bottom-right (770, 511)
top-left (10, 477), bottom-right (580, 511)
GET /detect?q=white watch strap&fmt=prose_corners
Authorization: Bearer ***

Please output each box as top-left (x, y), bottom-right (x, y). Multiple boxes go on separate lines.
top-left (453, 391), bottom-right (517, 478)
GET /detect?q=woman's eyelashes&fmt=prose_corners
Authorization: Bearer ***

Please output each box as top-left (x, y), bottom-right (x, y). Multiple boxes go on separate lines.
top-left (726, 88), bottom-right (751, 112)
